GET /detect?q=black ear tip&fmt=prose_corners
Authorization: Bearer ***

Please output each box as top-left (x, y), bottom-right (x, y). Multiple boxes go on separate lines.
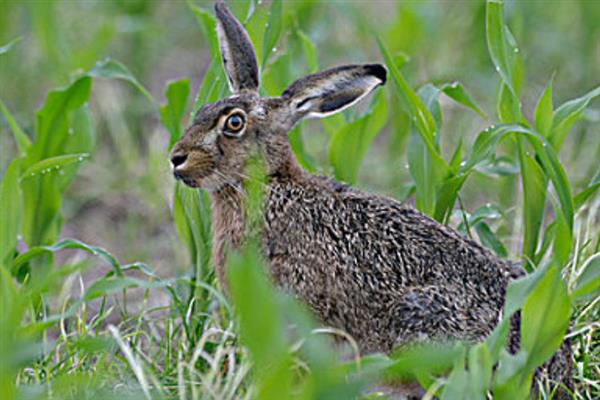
top-left (365, 64), bottom-right (387, 85)
top-left (215, 1), bottom-right (227, 14)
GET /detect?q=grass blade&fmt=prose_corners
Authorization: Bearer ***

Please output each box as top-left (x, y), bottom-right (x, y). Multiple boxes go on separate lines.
top-left (0, 98), bottom-right (31, 156)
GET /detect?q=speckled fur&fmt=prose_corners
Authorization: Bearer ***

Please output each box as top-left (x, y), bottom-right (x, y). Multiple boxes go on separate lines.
top-left (170, 2), bottom-right (573, 396)
top-left (263, 172), bottom-right (519, 352)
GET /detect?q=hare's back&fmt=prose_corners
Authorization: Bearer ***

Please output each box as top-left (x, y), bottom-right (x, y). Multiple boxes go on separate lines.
top-left (264, 174), bottom-right (515, 288)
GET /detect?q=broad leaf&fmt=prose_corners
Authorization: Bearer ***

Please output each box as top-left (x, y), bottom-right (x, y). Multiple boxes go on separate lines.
top-left (550, 85), bottom-right (600, 148)
top-left (0, 161), bottom-right (22, 264)
top-left (534, 76), bottom-right (554, 137)
top-left (88, 58), bottom-right (154, 103)
top-left (572, 253), bottom-right (600, 302)
top-left (261, 0), bottom-right (282, 69)
top-left (441, 81), bottom-right (487, 119)
top-left (20, 153), bottom-right (89, 179)
top-left (159, 78), bottom-right (190, 150)
top-left (521, 264), bottom-right (572, 369)
top-left (328, 92), bottom-right (388, 184)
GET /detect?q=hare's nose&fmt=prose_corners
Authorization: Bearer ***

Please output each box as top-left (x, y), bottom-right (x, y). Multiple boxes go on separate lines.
top-left (171, 153), bottom-right (188, 168)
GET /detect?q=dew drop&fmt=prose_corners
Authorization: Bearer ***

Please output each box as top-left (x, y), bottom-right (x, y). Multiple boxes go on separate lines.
top-left (272, 46), bottom-right (277, 52)
top-left (78, 156), bottom-right (84, 161)
top-left (459, 161), bottom-right (466, 167)
top-left (514, 48), bottom-right (519, 53)
top-left (68, 128), bottom-right (74, 135)
top-left (59, 170), bottom-right (65, 175)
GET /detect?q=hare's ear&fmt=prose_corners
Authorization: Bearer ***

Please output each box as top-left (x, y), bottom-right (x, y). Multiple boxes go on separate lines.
top-left (215, 2), bottom-right (259, 93)
top-left (282, 64), bottom-right (386, 119)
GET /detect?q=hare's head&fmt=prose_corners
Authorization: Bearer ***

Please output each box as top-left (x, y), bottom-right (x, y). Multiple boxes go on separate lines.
top-left (171, 1), bottom-right (386, 190)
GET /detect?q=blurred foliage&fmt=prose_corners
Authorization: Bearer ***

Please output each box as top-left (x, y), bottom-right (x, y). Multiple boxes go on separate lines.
top-left (1, 0), bottom-right (599, 399)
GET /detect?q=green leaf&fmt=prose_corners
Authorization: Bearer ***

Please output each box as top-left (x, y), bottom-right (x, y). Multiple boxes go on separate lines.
top-left (504, 262), bottom-right (548, 316)
top-left (227, 244), bottom-right (293, 400)
top-left (475, 221), bottom-right (508, 258)
top-left (388, 342), bottom-right (465, 381)
top-left (550, 85), bottom-right (600, 148)
top-left (20, 153), bottom-right (90, 180)
top-left (32, 77), bottom-right (92, 163)
top-left (84, 276), bottom-right (170, 301)
top-left (261, 0), bottom-right (282, 69)
top-left (289, 125), bottom-right (317, 173)
top-left (297, 30), bottom-right (318, 73)
top-left (377, 36), bottom-right (439, 154)
top-left (0, 160), bottom-right (22, 264)
top-left (440, 352), bottom-right (467, 400)
top-left (534, 76), bottom-right (554, 137)
top-left (22, 77), bottom-right (94, 247)
top-left (464, 124), bottom-right (574, 239)
top-left (0, 37), bottom-right (22, 56)
top-left (328, 92), bottom-right (388, 184)
top-left (189, 5), bottom-right (220, 61)
top-left (550, 196), bottom-right (572, 266)
top-left (572, 253), bottom-right (600, 302)
top-left (192, 61), bottom-right (228, 114)
top-left (11, 238), bottom-right (124, 276)
top-left (497, 82), bottom-right (523, 123)
top-left (0, 98), bottom-right (31, 156)
top-left (492, 350), bottom-right (532, 399)
top-left (467, 343), bottom-right (493, 399)
top-left (484, 316), bottom-right (511, 362)
top-left (574, 169), bottom-right (600, 209)
top-left (172, 183), bottom-right (212, 283)
top-left (433, 174), bottom-right (467, 222)
top-left (159, 78), bottom-right (190, 150)
top-left (441, 82), bottom-right (487, 119)
top-left (485, 0), bottom-right (518, 95)
top-left (88, 58), bottom-right (154, 104)
top-left (521, 264), bottom-right (572, 369)
top-left (244, 0), bottom-right (269, 69)
top-left (517, 141), bottom-right (547, 267)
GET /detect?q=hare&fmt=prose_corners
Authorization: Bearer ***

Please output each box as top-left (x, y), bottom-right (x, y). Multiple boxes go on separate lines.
top-left (170, 1), bottom-right (572, 396)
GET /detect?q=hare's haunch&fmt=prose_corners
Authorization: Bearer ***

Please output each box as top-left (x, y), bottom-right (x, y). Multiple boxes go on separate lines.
top-left (170, 1), bottom-right (572, 396)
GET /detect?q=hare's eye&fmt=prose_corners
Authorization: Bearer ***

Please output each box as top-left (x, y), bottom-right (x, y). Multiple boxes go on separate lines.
top-left (223, 112), bottom-right (246, 137)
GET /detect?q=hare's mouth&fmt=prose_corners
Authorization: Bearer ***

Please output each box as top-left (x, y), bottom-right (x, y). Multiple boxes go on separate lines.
top-left (173, 170), bottom-right (202, 188)
top-left (180, 177), bottom-right (201, 188)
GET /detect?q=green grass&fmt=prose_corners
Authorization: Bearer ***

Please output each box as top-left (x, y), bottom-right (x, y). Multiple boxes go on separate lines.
top-left (1, 0), bottom-right (599, 399)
